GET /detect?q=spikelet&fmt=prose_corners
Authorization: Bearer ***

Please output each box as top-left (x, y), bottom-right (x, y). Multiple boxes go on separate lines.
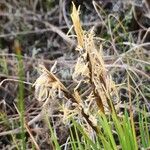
top-left (33, 65), bottom-right (65, 108)
top-left (71, 2), bottom-right (84, 47)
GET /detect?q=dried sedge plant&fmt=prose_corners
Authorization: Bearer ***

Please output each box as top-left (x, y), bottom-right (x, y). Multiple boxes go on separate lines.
top-left (71, 2), bottom-right (119, 114)
top-left (33, 2), bottom-right (119, 134)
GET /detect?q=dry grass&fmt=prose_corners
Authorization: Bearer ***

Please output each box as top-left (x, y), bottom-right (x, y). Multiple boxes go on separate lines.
top-left (0, 1), bottom-right (149, 149)
top-left (33, 3), bottom-right (119, 134)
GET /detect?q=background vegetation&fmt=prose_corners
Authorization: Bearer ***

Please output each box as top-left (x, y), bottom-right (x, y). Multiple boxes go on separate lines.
top-left (0, 0), bottom-right (149, 149)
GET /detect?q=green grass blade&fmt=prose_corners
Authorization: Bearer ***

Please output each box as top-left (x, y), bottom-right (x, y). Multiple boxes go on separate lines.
top-left (112, 113), bottom-right (127, 150)
top-left (98, 113), bottom-right (117, 150)
top-left (69, 127), bottom-right (77, 150)
top-left (17, 46), bottom-right (26, 150)
top-left (71, 119), bottom-right (99, 150)
top-left (45, 115), bottom-right (61, 150)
